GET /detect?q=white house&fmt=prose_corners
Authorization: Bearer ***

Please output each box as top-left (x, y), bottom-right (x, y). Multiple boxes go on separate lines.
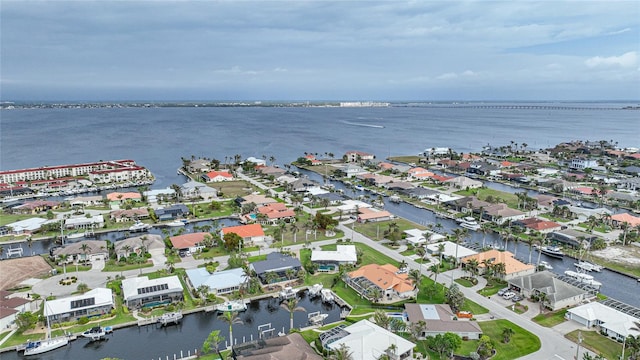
top-left (570, 157), bottom-right (598, 170)
top-left (65, 215), bottom-right (104, 229)
top-left (45, 288), bottom-right (114, 322)
top-left (311, 245), bottom-right (358, 267)
top-left (185, 267), bottom-right (248, 295)
top-left (566, 302), bottom-right (640, 342)
top-left (324, 320), bottom-right (415, 360)
top-left (121, 276), bottom-right (184, 309)
top-left (426, 241), bottom-right (477, 261)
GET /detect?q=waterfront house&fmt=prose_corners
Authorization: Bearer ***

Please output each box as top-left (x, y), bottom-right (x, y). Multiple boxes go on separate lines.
top-left (45, 288), bottom-right (114, 323)
top-left (169, 232), bottom-right (209, 254)
top-left (181, 180), bottom-right (217, 200)
top-left (336, 199), bottom-right (372, 214)
top-left (236, 194), bottom-right (278, 208)
top-left (311, 245), bottom-right (357, 269)
top-left (53, 240), bottom-right (109, 262)
top-left (548, 229), bottom-right (598, 248)
top-left (404, 303), bottom-right (483, 340)
top-left (221, 224), bottom-right (265, 246)
top-left (356, 207), bottom-right (392, 222)
top-left (185, 267), bottom-right (248, 295)
top-left (344, 151), bottom-right (375, 163)
top-left (109, 208), bottom-right (149, 223)
top-left (565, 302), bottom-right (640, 342)
top-left (343, 163), bottom-right (368, 178)
top-left (186, 159), bottom-right (211, 173)
top-left (0, 291), bottom-right (33, 330)
top-left (5, 217), bottom-right (49, 235)
top-left (143, 187), bottom-right (175, 202)
top-left (106, 192), bottom-right (142, 203)
top-left (115, 234), bottom-right (164, 260)
top-left (570, 157), bottom-right (598, 170)
top-left (12, 200), bottom-right (60, 215)
top-left (483, 203), bottom-right (526, 224)
top-left (610, 212), bottom-right (640, 227)
top-left (346, 264), bottom-right (417, 301)
top-left (250, 252), bottom-right (302, 284)
top-left (65, 214), bottom-right (105, 229)
top-left (289, 178), bottom-right (319, 192)
top-left (69, 195), bottom-right (104, 207)
top-left (235, 333), bottom-right (322, 360)
top-left (323, 320), bottom-right (415, 360)
top-left (256, 203), bottom-right (296, 224)
top-left (445, 176), bottom-right (483, 189)
top-left (462, 249), bottom-right (535, 280)
top-left (154, 204), bottom-right (189, 221)
top-left (508, 271), bottom-right (594, 311)
top-left (121, 275), bottom-right (183, 309)
top-left (245, 156), bottom-right (267, 166)
top-left (202, 170), bottom-right (233, 182)
top-left (426, 241), bottom-right (477, 261)
top-left (514, 218), bottom-right (562, 234)
top-left (385, 181), bottom-right (415, 191)
top-left (256, 165), bottom-right (286, 177)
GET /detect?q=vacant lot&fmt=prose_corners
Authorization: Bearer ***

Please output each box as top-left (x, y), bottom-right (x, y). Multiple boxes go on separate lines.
top-left (0, 256), bottom-right (52, 290)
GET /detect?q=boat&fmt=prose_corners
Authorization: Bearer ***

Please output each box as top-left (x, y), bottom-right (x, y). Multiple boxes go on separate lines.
top-left (308, 311), bottom-right (329, 324)
top-left (389, 195), bottom-right (401, 203)
top-left (458, 217), bottom-right (481, 231)
top-left (540, 245), bottom-right (564, 259)
top-left (22, 300), bottom-right (69, 355)
top-left (66, 232), bottom-right (85, 240)
top-left (158, 312), bottom-right (183, 326)
top-left (574, 261), bottom-right (603, 272)
top-left (308, 284), bottom-right (323, 297)
top-left (215, 300), bottom-right (247, 312)
top-left (564, 270), bottom-right (602, 287)
top-left (129, 221), bottom-right (152, 232)
top-left (81, 325), bottom-right (108, 341)
top-left (320, 289), bottom-right (334, 303)
top-left (165, 220), bottom-right (185, 227)
top-left (279, 286), bottom-right (297, 300)
top-left (539, 261), bottom-right (553, 270)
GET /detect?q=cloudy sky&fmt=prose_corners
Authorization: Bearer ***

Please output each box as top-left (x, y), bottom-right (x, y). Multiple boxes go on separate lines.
top-left (1, 1), bottom-right (639, 101)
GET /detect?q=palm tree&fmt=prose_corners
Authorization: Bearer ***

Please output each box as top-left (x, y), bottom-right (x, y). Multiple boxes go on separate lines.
top-left (218, 311), bottom-right (243, 347)
top-left (289, 222), bottom-right (299, 243)
top-left (373, 310), bottom-right (391, 329)
top-left (165, 258), bottom-right (175, 273)
top-left (197, 285), bottom-right (210, 304)
top-left (524, 235), bottom-right (536, 264)
top-left (280, 298), bottom-right (306, 331)
top-left (502, 327), bottom-right (515, 343)
top-left (329, 343), bottom-right (354, 360)
top-left (466, 258), bottom-right (480, 281)
top-left (480, 223), bottom-right (492, 249)
top-left (201, 330), bottom-right (225, 357)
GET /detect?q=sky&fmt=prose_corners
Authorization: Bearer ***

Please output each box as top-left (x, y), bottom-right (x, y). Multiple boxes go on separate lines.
top-left (1, 1), bottom-right (639, 101)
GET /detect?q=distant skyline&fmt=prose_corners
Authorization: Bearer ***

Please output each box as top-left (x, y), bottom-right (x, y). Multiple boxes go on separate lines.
top-left (1, 1), bottom-right (639, 101)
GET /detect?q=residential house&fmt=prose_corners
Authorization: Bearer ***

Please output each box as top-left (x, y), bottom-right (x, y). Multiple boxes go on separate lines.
top-left (106, 192), bottom-right (142, 203)
top-left (181, 180), bottom-right (217, 200)
top-left (483, 203), bottom-right (526, 224)
top-left (289, 178), bottom-right (318, 193)
top-left (343, 164), bottom-right (368, 178)
top-left (202, 170), bottom-right (233, 182)
top-left (401, 187), bottom-right (439, 200)
top-left (426, 241), bottom-right (477, 261)
top-left (407, 167), bottom-right (433, 181)
top-left (170, 232), bottom-right (209, 254)
top-left (53, 240), bottom-right (109, 262)
top-left (12, 200), bottom-right (60, 215)
top-left (462, 250), bottom-right (535, 280)
top-left (236, 194), bottom-right (278, 208)
top-left (236, 333), bottom-right (322, 360)
top-left (256, 166), bottom-right (286, 177)
top-left (508, 271), bottom-right (594, 311)
top-left (186, 267), bottom-right (248, 295)
top-left (68, 195), bottom-right (103, 207)
top-left (514, 218), bottom-right (563, 234)
top-left (154, 204), bottom-right (189, 221)
top-left (336, 200), bottom-right (372, 214)
top-left (314, 192), bottom-right (345, 206)
top-left (250, 252), bottom-right (302, 283)
top-left (109, 208), bottom-right (149, 223)
top-left (466, 162), bottom-right (500, 177)
top-left (256, 203), bottom-right (296, 225)
top-left (45, 288), bottom-right (114, 323)
top-left (221, 224), bottom-right (265, 247)
top-left (535, 194), bottom-right (559, 211)
top-left (121, 275), bottom-right (183, 309)
top-left (115, 234), bottom-right (164, 260)
top-left (65, 215), bottom-right (105, 229)
top-left (143, 188), bottom-right (175, 202)
top-left (404, 303), bottom-right (483, 340)
top-left (311, 245), bottom-right (357, 269)
top-left (5, 217), bottom-right (49, 235)
top-left (445, 176), bottom-right (483, 189)
top-left (245, 156), bottom-right (267, 166)
top-left (187, 159), bottom-right (211, 173)
top-left (344, 151), bottom-right (374, 163)
top-left (570, 157), bottom-right (598, 170)
top-left (566, 302), bottom-right (640, 342)
top-left (346, 264), bottom-right (417, 301)
top-left (610, 212), bottom-right (640, 227)
top-left (0, 291), bottom-right (33, 331)
top-left (357, 207), bottom-right (393, 223)
top-left (323, 320), bottom-right (415, 360)
top-left (385, 181), bottom-right (415, 191)
top-left (548, 229), bottom-right (598, 248)
top-left (361, 174), bottom-right (395, 187)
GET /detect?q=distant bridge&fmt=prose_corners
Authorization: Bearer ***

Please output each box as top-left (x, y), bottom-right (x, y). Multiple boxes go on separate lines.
top-left (400, 104), bottom-right (638, 111)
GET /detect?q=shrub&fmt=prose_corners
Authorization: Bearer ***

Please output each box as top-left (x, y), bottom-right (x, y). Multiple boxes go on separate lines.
top-left (77, 317), bottom-right (89, 325)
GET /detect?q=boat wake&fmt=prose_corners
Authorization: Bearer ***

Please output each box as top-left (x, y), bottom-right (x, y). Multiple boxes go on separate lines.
top-left (341, 120), bottom-right (385, 129)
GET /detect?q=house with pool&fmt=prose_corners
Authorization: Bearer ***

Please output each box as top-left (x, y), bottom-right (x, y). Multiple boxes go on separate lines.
top-left (311, 245), bottom-right (357, 271)
top-left (404, 303), bottom-right (483, 340)
top-left (345, 264), bottom-right (416, 302)
top-left (121, 275), bottom-right (184, 309)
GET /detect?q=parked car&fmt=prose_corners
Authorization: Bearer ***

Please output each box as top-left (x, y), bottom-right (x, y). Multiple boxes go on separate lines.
top-left (503, 292), bottom-right (515, 300)
top-left (497, 288), bottom-right (509, 296)
top-left (512, 295), bottom-right (523, 302)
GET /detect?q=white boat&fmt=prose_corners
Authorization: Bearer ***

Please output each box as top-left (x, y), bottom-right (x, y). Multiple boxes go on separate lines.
top-left (541, 246), bottom-right (564, 259)
top-left (389, 195), bottom-right (401, 203)
top-left (458, 217), bottom-right (481, 231)
top-left (539, 261), bottom-right (553, 270)
top-left (320, 289), bottom-right (334, 303)
top-left (564, 270), bottom-right (602, 287)
top-left (23, 300), bottom-right (69, 355)
top-left (216, 300), bottom-right (247, 312)
top-left (308, 284), bottom-right (323, 297)
top-left (82, 325), bottom-right (108, 341)
top-left (158, 312), bottom-right (183, 326)
top-left (165, 220), bottom-right (185, 227)
top-left (574, 261), bottom-right (603, 272)
top-left (308, 311), bottom-right (329, 324)
top-left (279, 286), bottom-right (297, 300)
top-left (66, 232), bottom-right (85, 240)
top-left (129, 221), bottom-right (152, 232)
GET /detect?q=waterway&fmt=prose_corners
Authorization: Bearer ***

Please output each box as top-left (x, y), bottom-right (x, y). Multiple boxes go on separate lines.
top-left (0, 291), bottom-right (342, 360)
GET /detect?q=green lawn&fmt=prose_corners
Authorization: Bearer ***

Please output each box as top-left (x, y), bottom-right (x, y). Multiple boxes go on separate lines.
top-left (455, 278), bottom-right (475, 288)
top-left (532, 309), bottom-right (567, 327)
top-left (354, 219), bottom-right (425, 241)
top-left (454, 188), bottom-right (519, 209)
top-left (479, 319), bottom-right (541, 360)
top-left (566, 330), bottom-right (622, 360)
top-left (477, 278), bottom-right (508, 297)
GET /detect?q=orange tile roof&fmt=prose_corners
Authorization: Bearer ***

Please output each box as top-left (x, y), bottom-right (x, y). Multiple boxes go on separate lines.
top-left (205, 170), bottom-right (232, 179)
top-left (526, 220), bottom-right (562, 231)
top-left (462, 249), bottom-right (534, 275)
top-left (257, 203), bottom-right (296, 219)
top-left (106, 192), bottom-right (141, 201)
top-left (170, 232), bottom-right (209, 249)
top-left (222, 223), bottom-right (265, 238)
top-left (611, 213), bottom-right (640, 227)
top-left (348, 264), bottom-right (415, 293)
top-left (357, 208), bottom-right (392, 220)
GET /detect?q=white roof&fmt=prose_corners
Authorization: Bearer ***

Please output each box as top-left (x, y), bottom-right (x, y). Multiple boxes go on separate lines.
top-left (336, 200), bottom-right (372, 212)
top-left (65, 215), bottom-right (104, 227)
top-left (186, 267), bottom-right (247, 291)
top-left (306, 187), bottom-right (329, 196)
top-left (311, 245), bottom-right (357, 263)
top-left (121, 275), bottom-right (183, 300)
top-left (6, 217), bottom-right (48, 232)
top-left (568, 302), bottom-right (640, 337)
top-left (45, 288), bottom-right (113, 317)
top-left (426, 241), bottom-right (477, 259)
top-left (145, 188), bottom-right (176, 196)
top-left (327, 320), bottom-right (415, 360)
top-left (404, 229), bottom-right (427, 245)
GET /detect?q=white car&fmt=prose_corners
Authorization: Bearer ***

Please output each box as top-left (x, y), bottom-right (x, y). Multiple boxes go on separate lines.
top-left (497, 288), bottom-right (509, 296)
top-left (502, 292), bottom-right (515, 300)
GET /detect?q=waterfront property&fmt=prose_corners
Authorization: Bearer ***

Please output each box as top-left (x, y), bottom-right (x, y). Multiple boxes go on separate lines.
top-left (114, 234), bottom-right (164, 260)
top-left (426, 241), bottom-right (477, 262)
top-left (565, 302), bottom-right (640, 342)
top-left (356, 207), bottom-right (393, 222)
top-left (4, 217), bottom-right (48, 235)
top-left (65, 214), bottom-right (105, 229)
top-left (462, 249), bottom-right (535, 280)
top-left (404, 303), bottom-right (483, 340)
top-left (169, 232), bottom-right (208, 254)
top-left (10, 200), bottom-right (61, 215)
top-left (345, 263), bottom-right (416, 301)
top-left (508, 271), bottom-right (594, 311)
top-left (221, 223), bottom-right (265, 246)
top-left (45, 288), bottom-right (114, 323)
top-left (185, 267), bottom-right (248, 295)
top-left (310, 245), bottom-right (357, 269)
top-left (0, 159), bottom-right (150, 184)
top-left (181, 180), bottom-right (217, 200)
top-left (250, 252), bottom-right (302, 284)
top-left (154, 204), bottom-right (189, 221)
top-left (234, 332), bottom-right (322, 359)
top-left (121, 275), bottom-right (183, 309)
top-left (53, 240), bottom-right (109, 262)
top-left (0, 291), bottom-right (33, 331)
top-left (201, 170), bottom-right (234, 182)
top-left (255, 203), bottom-right (296, 224)
top-left (548, 228), bottom-right (598, 248)
top-left (322, 319), bottom-right (415, 360)
top-left (109, 208), bottom-right (150, 222)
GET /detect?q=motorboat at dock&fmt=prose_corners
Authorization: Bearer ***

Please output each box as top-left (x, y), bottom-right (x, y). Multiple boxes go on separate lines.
top-left (81, 325), bottom-right (112, 341)
top-left (564, 270), bottom-right (602, 287)
top-left (539, 261), bottom-right (553, 270)
top-left (320, 289), bottom-right (334, 303)
top-left (574, 261), bottom-right (603, 272)
top-left (308, 284), bottom-right (323, 297)
top-left (540, 245), bottom-right (564, 259)
top-left (457, 216), bottom-right (481, 231)
top-left (158, 312), bottom-right (183, 326)
top-left (308, 311), bottom-right (328, 325)
top-left (215, 300), bottom-right (247, 312)
top-left (278, 286), bottom-right (297, 300)
top-left (129, 221), bottom-right (152, 232)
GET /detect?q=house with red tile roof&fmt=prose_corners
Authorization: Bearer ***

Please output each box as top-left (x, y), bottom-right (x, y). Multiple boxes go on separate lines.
top-left (346, 264), bottom-right (416, 301)
top-left (12, 200), bottom-right (61, 214)
top-left (170, 232), bottom-right (209, 253)
top-left (221, 224), bottom-right (265, 246)
top-left (462, 249), bottom-right (535, 280)
top-left (407, 167), bottom-right (435, 181)
top-left (106, 192), bottom-right (142, 203)
top-left (377, 162), bottom-right (395, 171)
top-left (516, 218), bottom-right (562, 233)
top-left (611, 213), bottom-right (640, 227)
top-left (357, 207), bottom-right (393, 223)
top-left (202, 170), bottom-right (233, 182)
top-left (256, 203), bottom-right (296, 224)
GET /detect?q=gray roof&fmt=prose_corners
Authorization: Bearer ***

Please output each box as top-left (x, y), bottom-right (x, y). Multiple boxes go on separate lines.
top-left (404, 303), bottom-right (482, 333)
top-left (250, 252), bottom-right (301, 275)
top-left (53, 240), bottom-right (108, 257)
top-left (509, 271), bottom-right (588, 303)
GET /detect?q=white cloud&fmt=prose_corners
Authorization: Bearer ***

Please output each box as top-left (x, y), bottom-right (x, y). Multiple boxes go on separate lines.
top-left (585, 52), bottom-right (638, 69)
top-left (436, 70), bottom-right (477, 80)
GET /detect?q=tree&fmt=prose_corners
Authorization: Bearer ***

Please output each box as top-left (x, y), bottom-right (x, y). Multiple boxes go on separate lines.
top-left (476, 335), bottom-right (495, 358)
top-left (165, 258), bottom-right (175, 273)
top-left (280, 298), bottom-right (306, 331)
top-left (218, 311), bottom-right (243, 347)
top-left (373, 310), bottom-right (390, 329)
top-left (201, 329), bottom-right (225, 357)
top-left (445, 284), bottom-right (466, 314)
top-left (264, 271), bottom-right (278, 284)
top-left (197, 285), bottom-right (210, 304)
top-left (408, 320), bottom-right (426, 342)
top-left (502, 327), bottom-right (515, 343)
top-left (223, 232), bottom-right (243, 251)
top-left (77, 282), bottom-right (89, 294)
top-left (329, 343), bottom-right (354, 360)
top-left (15, 311), bottom-right (38, 331)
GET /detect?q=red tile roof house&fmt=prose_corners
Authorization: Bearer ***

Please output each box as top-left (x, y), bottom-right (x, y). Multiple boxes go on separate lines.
top-left (516, 218), bottom-right (563, 233)
top-left (170, 232), bottom-right (209, 253)
top-left (106, 192), bottom-right (142, 203)
top-left (202, 170), bottom-right (234, 182)
top-left (11, 200), bottom-right (61, 214)
top-left (346, 264), bottom-right (417, 302)
top-left (221, 224), bottom-right (265, 247)
top-left (256, 203), bottom-right (296, 225)
top-left (357, 208), bottom-right (393, 223)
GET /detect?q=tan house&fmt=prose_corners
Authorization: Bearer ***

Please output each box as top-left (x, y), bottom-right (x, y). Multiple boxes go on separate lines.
top-left (461, 249), bottom-right (535, 280)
